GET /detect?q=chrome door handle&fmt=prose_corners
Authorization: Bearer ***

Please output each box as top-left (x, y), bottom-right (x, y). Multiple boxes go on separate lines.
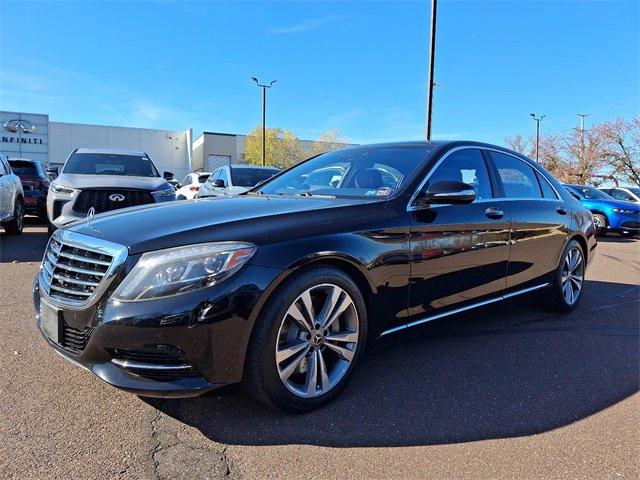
top-left (485, 207), bottom-right (504, 219)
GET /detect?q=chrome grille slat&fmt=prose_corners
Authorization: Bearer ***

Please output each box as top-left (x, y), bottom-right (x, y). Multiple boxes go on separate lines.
top-left (52, 274), bottom-right (100, 288)
top-left (39, 230), bottom-right (128, 308)
top-left (55, 263), bottom-right (105, 276)
top-left (50, 284), bottom-right (92, 297)
top-left (57, 251), bottom-right (111, 266)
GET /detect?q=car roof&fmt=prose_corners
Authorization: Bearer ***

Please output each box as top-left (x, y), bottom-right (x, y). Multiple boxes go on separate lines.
top-left (7, 158), bottom-right (37, 162)
top-left (230, 164), bottom-right (280, 170)
top-left (74, 147), bottom-right (147, 156)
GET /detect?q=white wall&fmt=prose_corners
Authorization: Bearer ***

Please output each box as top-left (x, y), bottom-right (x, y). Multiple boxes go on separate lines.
top-left (49, 123), bottom-right (191, 178)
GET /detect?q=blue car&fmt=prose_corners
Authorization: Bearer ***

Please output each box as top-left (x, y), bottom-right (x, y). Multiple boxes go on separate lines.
top-left (563, 184), bottom-right (640, 237)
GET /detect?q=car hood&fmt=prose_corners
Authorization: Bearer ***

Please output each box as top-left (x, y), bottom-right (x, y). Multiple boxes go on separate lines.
top-left (54, 173), bottom-right (170, 191)
top-left (582, 198), bottom-right (640, 210)
top-left (68, 195), bottom-right (382, 254)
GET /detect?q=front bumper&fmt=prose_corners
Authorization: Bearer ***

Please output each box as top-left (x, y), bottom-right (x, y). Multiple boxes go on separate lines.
top-left (33, 263), bottom-right (282, 397)
top-left (608, 212), bottom-right (640, 233)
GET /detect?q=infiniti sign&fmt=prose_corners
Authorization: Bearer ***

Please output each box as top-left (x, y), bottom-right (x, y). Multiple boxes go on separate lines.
top-left (3, 119), bottom-right (36, 134)
top-left (109, 194), bottom-right (126, 202)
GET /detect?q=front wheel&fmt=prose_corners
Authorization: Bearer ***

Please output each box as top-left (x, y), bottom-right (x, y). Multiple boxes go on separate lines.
top-left (547, 240), bottom-right (585, 312)
top-left (3, 198), bottom-right (24, 235)
top-left (592, 213), bottom-right (607, 237)
top-left (244, 266), bottom-right (367, 413)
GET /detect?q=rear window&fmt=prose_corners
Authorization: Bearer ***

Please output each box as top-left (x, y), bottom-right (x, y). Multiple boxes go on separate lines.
top-left (198, 174), bottom-right (211, 184)
top-left (8, 160), bottom-right (37, 176)
top-left (231, 167), bottom-right (279, 187)
top-left (63, 153), bottom-right (159, 177)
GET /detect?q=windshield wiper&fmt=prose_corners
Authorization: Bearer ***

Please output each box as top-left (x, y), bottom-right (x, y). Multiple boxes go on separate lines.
top-left (295, 192), bottom-right (336, 198)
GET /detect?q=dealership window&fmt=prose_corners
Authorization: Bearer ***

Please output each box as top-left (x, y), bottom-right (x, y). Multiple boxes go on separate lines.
top-left (490, 152), bottom-right (542, 199)
top-left (427, 148), bottom-right (493, 200)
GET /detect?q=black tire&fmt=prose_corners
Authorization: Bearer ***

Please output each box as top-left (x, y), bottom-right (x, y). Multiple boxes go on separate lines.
top-left (546, 239), bottom-right (586, 312)
top-left (244, 265), bottom-right (367, 413)
top-left (3, 198), bottom-right (24, 235)
top-left (592, 213), bottom-right (607, 237)
top-left (176, 195), bottom-right (186, 200)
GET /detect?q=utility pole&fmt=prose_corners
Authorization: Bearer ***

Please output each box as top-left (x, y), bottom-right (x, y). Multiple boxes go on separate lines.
top-left (530, 113), bottom-right (545, 162)
top-left (577, 113), bottom-right (588, 167)
top-left (251, 77), bottom-right (277, 166)
top-left (425, 0), bottom-right (438, 141)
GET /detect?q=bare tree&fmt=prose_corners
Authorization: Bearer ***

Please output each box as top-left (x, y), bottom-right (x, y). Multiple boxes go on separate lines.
top-left (505, 134), bottom-right (530, 155)
top-left (591, 117), bottom-right (640, 187)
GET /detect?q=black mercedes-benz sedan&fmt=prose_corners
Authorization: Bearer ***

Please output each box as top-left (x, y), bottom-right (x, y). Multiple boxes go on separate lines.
top-left (33, 141), bottom-right (597, 412)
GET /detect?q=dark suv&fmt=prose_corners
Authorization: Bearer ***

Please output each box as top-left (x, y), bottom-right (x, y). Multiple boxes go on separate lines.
top-left (8, 158), bottom-right (51, 220)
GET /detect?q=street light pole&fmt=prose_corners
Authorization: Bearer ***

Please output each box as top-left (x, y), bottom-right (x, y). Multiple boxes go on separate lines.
top-left (425, 0), bottom-right (438, 141)
top-left (251, 77), bottom-right (277, 166)
top-left (530, 113), bottom-right (545, 162)
top-left (577, 113), bottom-right (588, 167)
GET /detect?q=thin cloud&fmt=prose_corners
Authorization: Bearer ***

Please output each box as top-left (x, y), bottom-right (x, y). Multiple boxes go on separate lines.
top-left (268, 15), bottom-right (345, 34)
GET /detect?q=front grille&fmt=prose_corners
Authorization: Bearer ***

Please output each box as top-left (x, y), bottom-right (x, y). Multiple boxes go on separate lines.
top-left (73, 189), bottom-right (155, 214)
top-left (621, 221), bottom-right (639, 229)
top-left (41, 237), bottom-right (114, 304)
top-left (61, 322), bottom-right (92, 353)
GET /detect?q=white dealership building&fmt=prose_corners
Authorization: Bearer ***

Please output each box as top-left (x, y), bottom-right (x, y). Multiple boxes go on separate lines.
top-left (1, 110), bottom-right (325, 181)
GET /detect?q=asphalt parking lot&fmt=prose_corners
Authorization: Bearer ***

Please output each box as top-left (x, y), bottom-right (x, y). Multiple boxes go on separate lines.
top-left (1, 220), bottom-right (638, 480)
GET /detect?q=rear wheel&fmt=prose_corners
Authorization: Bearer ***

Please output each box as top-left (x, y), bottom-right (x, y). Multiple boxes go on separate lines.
top-left (592, 213), bottom-right (607, 236)
top-left (3, 198), bottom-right (24, 235)
top-left (244, 266), bottom-right (367, 413)
top-left (547, 239), bottom-right (585, 312)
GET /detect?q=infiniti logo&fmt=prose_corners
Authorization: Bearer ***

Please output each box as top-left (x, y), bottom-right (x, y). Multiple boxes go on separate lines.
top-left (3, 119), bottom-right (36, 134)
top-left (109, 194), bottom-right (125, 202)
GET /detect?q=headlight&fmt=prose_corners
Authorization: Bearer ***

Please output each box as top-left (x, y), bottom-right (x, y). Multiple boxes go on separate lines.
top-left (151, 185), bottom-right (176, 198)
top-left (111, 242), bottom-right (256, 301)
top-left (50, 184), bottom-right (79, 195)
top-left (612, 208), bottom-right (637, 214)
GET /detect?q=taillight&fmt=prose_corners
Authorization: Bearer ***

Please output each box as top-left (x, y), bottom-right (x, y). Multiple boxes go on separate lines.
top-left (189, 186), bottom-right (200, 192)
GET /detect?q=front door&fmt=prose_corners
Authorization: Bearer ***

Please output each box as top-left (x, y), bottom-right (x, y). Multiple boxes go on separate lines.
top-left (407, 148), bottom-right (511, 321)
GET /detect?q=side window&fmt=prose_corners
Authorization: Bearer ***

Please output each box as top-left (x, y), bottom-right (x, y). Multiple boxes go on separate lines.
top-left (535, 171), bottom-right (558, 199)
top-left (427, 148), bottom-right (493, 200)
top-left (181, 175), bottom-right (191, 185)
top-left (491, 152), bottom-right (542, 199)
top-left (208, 169), bottom-right (221, 183)
top-left (611, 189), bottom-right (633, 201)
top-left (219, 168), bottom-right (230, 186)
top-left (0, 159), bottom-right (7, 175)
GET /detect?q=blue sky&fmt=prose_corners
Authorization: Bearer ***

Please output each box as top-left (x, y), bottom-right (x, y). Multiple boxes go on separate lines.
top-left (1, 0), bottom-right (638, 146)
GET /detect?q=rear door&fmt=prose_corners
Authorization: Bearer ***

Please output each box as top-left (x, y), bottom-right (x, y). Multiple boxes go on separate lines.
top-left (407, 147), bottom-right (511, 320)
top-left (0, 156), bottom-right (11, 218)
top-left (487, 151), bottom-right (570, 290)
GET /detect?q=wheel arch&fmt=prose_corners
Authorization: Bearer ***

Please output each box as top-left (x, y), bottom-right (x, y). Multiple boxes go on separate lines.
top-left (557, 232), bottom-right (589, 269)
top-left (233, 253), bottom-right (376, 383)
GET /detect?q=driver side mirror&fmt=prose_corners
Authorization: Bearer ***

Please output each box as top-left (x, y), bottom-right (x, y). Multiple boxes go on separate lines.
top-left (414, 180), bottom-right (476, 208)
top-left (46, 166), bottom-right (58, 179)
top-left (212, 179), bottom-right (225, 188)
top-left (163, 171), bottom-right (175, 180)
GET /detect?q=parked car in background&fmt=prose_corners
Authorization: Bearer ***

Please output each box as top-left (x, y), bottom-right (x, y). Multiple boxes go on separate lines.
top-left (0, 153), bottom-right (25, 234)
top-left (197, 164), bottom-right (280, 198)
top-left (8, 158), bottom-right (51, 220)
top-left (175, 172), bottom-right (212, 200)
top-left (47, 148), bottom-right (176, 235)
top-left (599, 186), bottom-right (640, 203)
top-left (34, 141), bottom-right (596, 412)
top-left (563, 184), bottom-right (640, 237)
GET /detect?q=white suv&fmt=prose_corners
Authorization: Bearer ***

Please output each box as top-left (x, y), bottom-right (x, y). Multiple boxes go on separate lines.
top-left (0, 153), bottom-right (25, 235)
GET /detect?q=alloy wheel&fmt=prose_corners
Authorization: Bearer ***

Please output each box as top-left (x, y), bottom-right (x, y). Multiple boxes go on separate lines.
top-left (275, 283), bottom-right (359, 398)
top-left (561, 247), bottom-right (584, 305)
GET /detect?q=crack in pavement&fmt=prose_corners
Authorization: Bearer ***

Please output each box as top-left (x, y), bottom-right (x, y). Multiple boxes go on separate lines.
top-left (148, 401), bottom-right (236, 479)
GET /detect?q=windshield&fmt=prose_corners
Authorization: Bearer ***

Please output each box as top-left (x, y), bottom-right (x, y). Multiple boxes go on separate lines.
top-left (570, 185), bottom-right (613, 200)
top-left (257, 146), bottom-right (433, 198)
top-left (231, 167), bottom-right (280, 187)
top-left (198, 174), bottom-right (211, 184)
top-left (8, 160), bottom-right (37, 176)
top-left (63, 153), bottom-right (160, 177)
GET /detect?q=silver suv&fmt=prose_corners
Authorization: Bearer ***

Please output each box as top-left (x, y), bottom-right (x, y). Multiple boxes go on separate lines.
top-left (0, 153), bottom-right (25, 235)
top-left (47, 148), bottom-right (176, 234)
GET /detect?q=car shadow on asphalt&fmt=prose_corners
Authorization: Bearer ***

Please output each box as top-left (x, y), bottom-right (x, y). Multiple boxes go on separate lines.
top-left (150, 278), bottom-right (639, 448)
top-left (596, 235), bottom-right (638, 244)
top-left (0, 218), bottom-right (49, 263)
